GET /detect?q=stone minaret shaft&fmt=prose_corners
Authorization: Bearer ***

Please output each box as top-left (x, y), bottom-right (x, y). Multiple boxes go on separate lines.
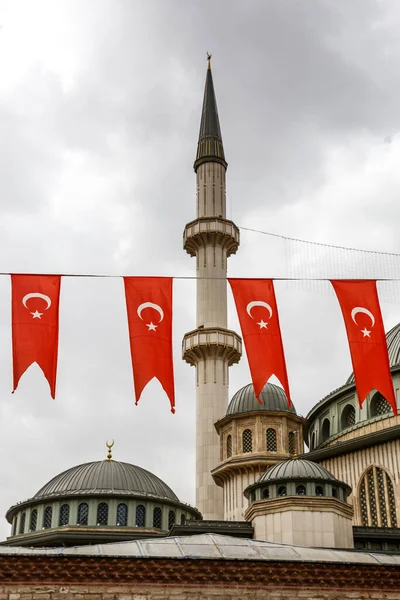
top-left (183, 60), bottom-right (241, 520)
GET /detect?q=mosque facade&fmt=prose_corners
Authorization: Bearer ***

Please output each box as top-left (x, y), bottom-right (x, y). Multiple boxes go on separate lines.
top-left (1, 60), bottom-right (400, 597)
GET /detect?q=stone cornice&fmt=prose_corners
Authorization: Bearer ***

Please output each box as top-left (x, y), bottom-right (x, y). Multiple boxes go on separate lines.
top-left (214, 411), bottom-right (306, 431)
top-left (244, 496), bottom-right (354, 522)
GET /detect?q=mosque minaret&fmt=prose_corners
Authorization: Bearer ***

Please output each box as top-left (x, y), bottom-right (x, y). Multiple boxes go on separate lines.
top-left (182, 57), bottom-right (242, 520)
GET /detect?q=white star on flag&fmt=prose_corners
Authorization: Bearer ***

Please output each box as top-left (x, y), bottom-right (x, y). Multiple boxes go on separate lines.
top-left (31, 310), bottom-right (43, 319)
top-left (361, 327), bottom-right (371, 337)
top-left (257, 320), bottom-right (268, 329)
top-left (147, 322), bottom-right (157, 331)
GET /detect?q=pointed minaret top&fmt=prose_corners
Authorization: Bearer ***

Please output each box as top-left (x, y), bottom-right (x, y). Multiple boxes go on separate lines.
top-left (194, 56), bottom-right (227, 171)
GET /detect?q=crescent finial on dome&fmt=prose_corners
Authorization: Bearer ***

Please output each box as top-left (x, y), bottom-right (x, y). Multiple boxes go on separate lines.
top-left (106, 439), bottom-right (114, 461)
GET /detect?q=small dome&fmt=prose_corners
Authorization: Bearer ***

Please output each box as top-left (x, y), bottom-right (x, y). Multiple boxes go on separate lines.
top-left (258, 459), bottom-right (338, 484)
top-left (227, 382), bottom-right (296, 416)
top-left (346, 322), bottom-right (400, 384)
top-left (34, 460), bottom-right (178, 502)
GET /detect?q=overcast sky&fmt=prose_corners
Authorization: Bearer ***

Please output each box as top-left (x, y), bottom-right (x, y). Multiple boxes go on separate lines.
top-left (0, 0), bottom-right (400, 539)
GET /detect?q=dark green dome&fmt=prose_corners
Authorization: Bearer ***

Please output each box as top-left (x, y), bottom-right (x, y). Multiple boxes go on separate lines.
top-left (258, 459), bottom-right (338, 484)
top-left (227, 382), bottom-right (296, 416)
top-left (33, 460), bottom-right (178, 502)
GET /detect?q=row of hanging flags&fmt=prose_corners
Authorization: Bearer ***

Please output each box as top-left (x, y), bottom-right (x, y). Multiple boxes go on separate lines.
top-left (10, 275), bottom-right (398, 416)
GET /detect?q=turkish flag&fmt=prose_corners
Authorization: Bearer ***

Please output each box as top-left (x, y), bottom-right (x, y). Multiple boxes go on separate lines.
top-left (11, 274), bottom-right (61, 398)
top-left (229, 279), bottom-right (291, 407)
top-left (331, 280), bottom-right (397, 414)
top-left (124, 277), bottom-right (175, 413)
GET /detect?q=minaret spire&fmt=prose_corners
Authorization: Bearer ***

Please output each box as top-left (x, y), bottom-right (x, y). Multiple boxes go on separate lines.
top-left (182, 59), bottom-right (242, 520)
top-left (194, 55), bottom-right (227, 171)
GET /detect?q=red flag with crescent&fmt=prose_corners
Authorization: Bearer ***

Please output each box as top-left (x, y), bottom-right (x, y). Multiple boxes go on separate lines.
top-left (124, 277), bottom-right (175, 413)
top-left (11, 274), bottom-right (61, 399)
top-left (228, 278), bottom-right (291, 407)
top-left (331, 280), bottom-right (397, 414)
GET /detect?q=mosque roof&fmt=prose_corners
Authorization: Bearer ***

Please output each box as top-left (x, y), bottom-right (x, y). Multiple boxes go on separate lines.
top-left (257, 459), bottom-right (339, 484)
top-left (346, 322), bottom-right (400, 384)
top-left (194, 57), bottom-right (227, 171)
top-left (33, 459), bottom-right (179, 502)
top-left (227, 382), bottom-right (296, 416)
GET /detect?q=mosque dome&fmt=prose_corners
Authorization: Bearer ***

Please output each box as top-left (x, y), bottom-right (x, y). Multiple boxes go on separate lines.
top-left (258, 458), bottom-right (338, 484)
top-left (34, 460), bottom-right (178, 502)
top-left (346, 322), bottom-right (400, 384)
top-left (227, 382), bottom-right (296, 416)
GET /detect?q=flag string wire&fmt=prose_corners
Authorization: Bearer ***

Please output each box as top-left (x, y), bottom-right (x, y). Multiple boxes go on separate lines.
top-left (2, 274), bottom-right (400, 281)
top-left (238, 226), bottom-right (400, 257)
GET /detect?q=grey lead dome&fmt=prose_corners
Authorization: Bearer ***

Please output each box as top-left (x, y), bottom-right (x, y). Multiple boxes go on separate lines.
top-left (227, 382), bottom-right (296, 416)
top-left (33, 460), bottom-right (178, 501)
top-left (258, 459), bottom-right (339, 483)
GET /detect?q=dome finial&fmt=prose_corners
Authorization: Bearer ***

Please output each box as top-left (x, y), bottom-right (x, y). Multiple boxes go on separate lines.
top-left (106, 439), bottom-right (114, 461)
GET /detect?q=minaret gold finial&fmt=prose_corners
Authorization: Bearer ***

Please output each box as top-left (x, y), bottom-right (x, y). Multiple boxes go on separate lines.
top-left (106, 439), bottom-right (114, 461)
top-left (207, 52), bottom-right (212, 69)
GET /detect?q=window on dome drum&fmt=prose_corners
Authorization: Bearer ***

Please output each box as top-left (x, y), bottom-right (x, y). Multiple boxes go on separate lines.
top-left (359, 467), bottom-right (397, 527)
top-left (30, 509), bottom-right (37, 532)
top-left (19, 512), bottom-right (26, 534)
top-left (153, 507), bottom-right (162, 529)
top-left (311, 431), bottom-right (316, 451)
top-left (227, 434), bottom-right (232, 458)
top-left (117, 503), bottom-right (128, 526)
top-left (97, 502), bottom-right (108, 526)
top-left (168, 510), bottom-right (176, 529)
top-left (242, 429), bottom-right (253, 453)
top-left (316, 486), bottom-right (324, 497)
top-left (332, 488), bottom-right (338, 498)
top-left (43, 506), bottom-right (52, 529)
top-left (12, 517), bottom-right (17, 536)
top-left (288, 431), bottom-right (296, 455)
top-left (263, 488), bottom-right (269, 499)
top-left (370, 393), bottom-right (392, 418)
top-left (59, 504), bottom-right (69, 526)
top-left (180, 513), bottom-right (185, 525)
top-left (340, 404), bottom-right (356, 430)
top-left (77, 502), bottom-right (89, 526)
top-left (296, 485), bottom-right (306, 496)
top-left (321, 418), bottom-right (330, 443)
top-left (278, 486), bottom-right (287, 497)
top-left (266, 428), bottom-right (277, 452)
top-left (136, 505), bottom-right (146, 527)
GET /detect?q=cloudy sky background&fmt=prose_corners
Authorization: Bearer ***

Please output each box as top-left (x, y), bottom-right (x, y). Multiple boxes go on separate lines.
top-left (0, 0), bottom-right (400, 538)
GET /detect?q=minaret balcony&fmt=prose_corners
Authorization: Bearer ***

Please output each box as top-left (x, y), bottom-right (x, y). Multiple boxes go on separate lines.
top-left (183, 217), bottom-right (240, 257)
top-left (182, 327), bottom-right (242, 366)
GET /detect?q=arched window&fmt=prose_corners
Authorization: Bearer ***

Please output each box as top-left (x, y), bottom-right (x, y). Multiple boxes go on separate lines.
top-left (59, 504), bottom-right (69, 526)
top-left (321, 418), bottom-right (330, 442)
top-left (227, 434), bottom-right (232, 458)
top-left (359, 467), bottom-right (397, 527)
top-left (168, 510), bottom-right (175, 529)
top-left (266, 428), bottom-right (277, 452)
top-left (332, 488), bottom-right (338, 498)
top-left (136, 504), bottom-right (146, 527)
top-left (97, 502), bottom-right (108, 526)
top-left (340, 404), bottom-right (356, 430)
top-left (263, 488), bottom-right (269, 499)
top-left (153, 507), bottom-right (162, 529)
top-left (311, 431), bottom-right (316, 451)
top-left (370, 393), bottom-right (392, 418)
top-left (180, 513), bottom-right (186, 525)
top-left (117, 503), bottom-right (128, 526)
top-left (19, 512), bottom-right (26, 534)
top-left (43, 506), bottom-right (52, 529)
top-left (296, 485), bottom-right (306, 496)
top-left (30, 509), bottom-right (37, 532)
top-left (278, 486), bottom-right (287, 497)
top-left (288, 431), bottom-right (296, 455)
top-left (77, 502), bottom-right (89, 526)
top-left (12, 517), bottom-right (17, 536)
top-left (242, 429), bottom-right (252, 453)
top-left (316, 486), bottom-right (324, 497)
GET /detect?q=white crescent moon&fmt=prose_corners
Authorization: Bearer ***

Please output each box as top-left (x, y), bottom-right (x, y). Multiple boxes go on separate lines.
top-left (22, 293), bottom-right (52, 310)
top-left (137, 302), bottom-right (164, 322)
top-left (246, 300), bottom-right (273, 320)
top-left (351, 306), bottom-right (375, 328)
